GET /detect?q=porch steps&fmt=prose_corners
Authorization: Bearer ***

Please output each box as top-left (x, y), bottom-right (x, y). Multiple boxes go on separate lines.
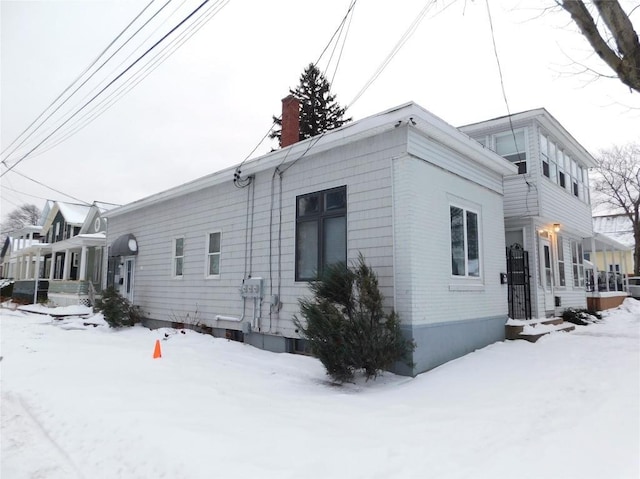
top-left (506, 317), bottom-right (575, 343)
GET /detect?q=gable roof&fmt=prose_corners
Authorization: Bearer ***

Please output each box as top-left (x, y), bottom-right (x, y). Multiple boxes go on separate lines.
top-left (41, 201), bottom-right (92, 233)
top-left (459, 108), bottom-right (597, 168)
top-left (105, 102), bottom-right (516, 218)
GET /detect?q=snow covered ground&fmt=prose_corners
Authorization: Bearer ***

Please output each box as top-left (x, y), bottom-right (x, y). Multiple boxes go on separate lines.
top-left (1, 301), bottom-right (639, 479)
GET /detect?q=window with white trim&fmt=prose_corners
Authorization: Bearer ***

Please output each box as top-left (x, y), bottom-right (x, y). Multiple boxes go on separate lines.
top-left (173, 237), bottom-right (184, 278)
top-left (206, 232), bottom-right (221, 277)
top-left (556, 235), bottom-right (566, 287)
top-left (571, 240), bottom-right (585, 287)
top-left (296, 186), bottom-right (347, 281)
top-left (495, 129), bottom-right (527, 174)
top-left (450, 205), bottom-right (480, 277)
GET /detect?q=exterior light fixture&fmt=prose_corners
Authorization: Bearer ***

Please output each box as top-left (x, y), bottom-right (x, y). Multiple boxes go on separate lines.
top-left (553, 223), bottom-right (561, 233)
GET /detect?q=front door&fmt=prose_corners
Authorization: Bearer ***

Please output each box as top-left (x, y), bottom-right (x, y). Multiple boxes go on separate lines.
top-left (539, 237), bottom-right (554, 311)
top-left (121, 258), bottom-right (135, 303)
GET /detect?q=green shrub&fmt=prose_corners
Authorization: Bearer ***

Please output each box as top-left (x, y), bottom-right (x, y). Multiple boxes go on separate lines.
top-left (561, 308), bottom-right (602, 326)
top-left (94, 287), bottom-right (144, 328)
top-left (294, 254), bottom-right (415, 382)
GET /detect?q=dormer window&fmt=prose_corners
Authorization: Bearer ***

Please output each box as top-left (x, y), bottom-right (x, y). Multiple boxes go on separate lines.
top-left (494, 129), bottom-right (527, 174)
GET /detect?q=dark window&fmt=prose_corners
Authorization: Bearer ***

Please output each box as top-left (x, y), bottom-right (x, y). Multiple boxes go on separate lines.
top-left (559, 172), bottom-right (566, 188)
top-left (573, 181), bottom-right (579, 197)
top-left (542, 161), bottom-right (550, 178)
top-left (296, 186), bottom-right (347, 281)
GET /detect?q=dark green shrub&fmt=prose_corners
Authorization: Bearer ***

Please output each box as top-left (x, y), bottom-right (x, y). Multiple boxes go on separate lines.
top-left (94, 287), bottom-right (144, 328)
top-left (294, 254), bottom-right (414, 382)
top-left (561, 308), bottom-right (602, 326)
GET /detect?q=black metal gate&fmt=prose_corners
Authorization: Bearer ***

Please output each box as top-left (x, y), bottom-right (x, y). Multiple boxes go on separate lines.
top-left (506, 245), bottom-right (531, 319)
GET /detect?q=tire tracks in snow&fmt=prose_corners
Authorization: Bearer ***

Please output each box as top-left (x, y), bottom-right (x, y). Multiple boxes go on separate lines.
top-left (1, 392), bottom-right (86, 479)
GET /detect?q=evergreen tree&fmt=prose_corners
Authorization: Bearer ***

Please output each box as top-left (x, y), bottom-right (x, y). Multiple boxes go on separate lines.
top-left (270, 63), bottom-right (351, 146)
top-left (294, 254), bottom-right (414, 383)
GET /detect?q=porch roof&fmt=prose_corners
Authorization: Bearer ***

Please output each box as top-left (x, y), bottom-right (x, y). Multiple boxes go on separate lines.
top-left (583, 232), bottom-right (632, 253)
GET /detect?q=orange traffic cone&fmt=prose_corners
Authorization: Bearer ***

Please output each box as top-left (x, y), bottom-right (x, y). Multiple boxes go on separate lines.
top-left (153, 339), bottom-right (162, 359)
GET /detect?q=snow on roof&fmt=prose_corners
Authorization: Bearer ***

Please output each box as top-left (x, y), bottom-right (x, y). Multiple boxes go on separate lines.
top-left (57, 202), bottom-right (91, 225)
top-left (93, 201), bottom-right (120, 213)
top-left (593, 215), bottom-right (634, 247)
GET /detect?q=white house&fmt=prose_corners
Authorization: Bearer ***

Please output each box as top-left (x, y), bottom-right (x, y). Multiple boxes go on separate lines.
top-left (460, 109), bottom-right (596, 319)
top-left (104, 101), bottom-right (517, 376)
top-left (5, 201), bottom-right (114, 305)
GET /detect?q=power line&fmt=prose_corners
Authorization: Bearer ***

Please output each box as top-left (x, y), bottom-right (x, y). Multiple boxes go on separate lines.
top-left (1, 0), bottom-right (218, 176)
top-left (0, 0), bottom-right (158, 162)
top-left (22, 0), bottom-right (229, 160)
top-left (8, 169), bottom-right (91, 205)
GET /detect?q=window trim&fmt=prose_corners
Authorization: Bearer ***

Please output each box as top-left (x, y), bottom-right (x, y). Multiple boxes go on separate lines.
top-left (172, 236), bottom-right (185, 279)
top-left (555, 234), bottom-right (566, 288)
top-left (494, 128), bottom-right (527, 174)
top-left (449, 203), bottom-right (482, 279)
top-left (571, 240), bottom-right (585, 288)
top-left (205, 231), bottom-right (221, 279)
top-left (295, 186), bottom-right (347, 282)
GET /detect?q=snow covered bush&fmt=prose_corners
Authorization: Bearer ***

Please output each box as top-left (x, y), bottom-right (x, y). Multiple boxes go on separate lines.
top-left (294, 254), bottom-right (414, 382)
top-left (561, 308), bottom-right (602, 326)
top-left (94, 287), bottom-right (144, 328)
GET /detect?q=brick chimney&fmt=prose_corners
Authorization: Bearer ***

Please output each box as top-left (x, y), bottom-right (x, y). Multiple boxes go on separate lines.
top-left (280, 94), bottom-right (300, 147)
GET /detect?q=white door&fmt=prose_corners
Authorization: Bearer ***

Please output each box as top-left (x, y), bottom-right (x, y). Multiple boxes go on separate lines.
top-left (121, 258), bottom-right (135, 303)
top-left (539, 237), bottom-right (554, 310)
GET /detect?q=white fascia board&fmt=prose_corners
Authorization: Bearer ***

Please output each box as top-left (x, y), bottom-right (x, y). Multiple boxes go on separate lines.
top-left (105, 102), bottom-right (516, 218)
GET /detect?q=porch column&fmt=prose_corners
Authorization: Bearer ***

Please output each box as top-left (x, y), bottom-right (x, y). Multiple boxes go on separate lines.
top-left (33, 252), bottom-right (42, 304)
top-left (62, 249), bottom-right (71, 280)
top-left (605, 246), bottom-right (611, 292)
top-left (79, 246), bottom-right (88, 281)
top-left (619, 249), bottom-right (627, 292)
top-left (49, 252), bottom-right (56, 280)
top-left (27, 254), bottom-right (33, 279)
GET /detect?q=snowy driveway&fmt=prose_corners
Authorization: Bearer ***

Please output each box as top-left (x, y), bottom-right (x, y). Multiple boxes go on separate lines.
top-left (1, 301), bottom-right (639, 478)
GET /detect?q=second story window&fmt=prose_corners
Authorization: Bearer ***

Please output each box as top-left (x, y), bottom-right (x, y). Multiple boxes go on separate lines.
top-left (495, 129), bottom-right (527, 174)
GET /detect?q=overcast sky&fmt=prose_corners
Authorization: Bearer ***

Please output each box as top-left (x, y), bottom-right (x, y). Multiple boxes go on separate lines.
top-left (1, 0), bottom-right (639, 223)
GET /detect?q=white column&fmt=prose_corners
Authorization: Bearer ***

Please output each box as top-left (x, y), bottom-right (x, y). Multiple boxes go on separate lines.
top-left (63, 249), bottom-right (71, 280)
top-left (79, 246), bottom-right (88, 281)
top-left (49, 252), bottom-right (56, 280)
top-left (33, 252), bottom-right (41, 304)
top-left (27, 254), bottom-right (33, 279)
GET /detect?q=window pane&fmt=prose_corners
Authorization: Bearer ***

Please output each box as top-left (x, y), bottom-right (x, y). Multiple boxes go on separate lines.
top-left (209, 254), bottom-right (219, 275)
top-left (175, 257), bottom-right (183, 276)
top-left (175, 238), bottom-right (183, 256)
top-left (325, 189), bottom-right (346, 211)
top-left (323, 216), bottom-right (346, 267)
top-left (540, 134), bottom-right (548, 158)
top-left (466, 211), bottom-right (479, 277)
top-left (450, 207), bottom-right (465, 276)
top-left (209, 233), bottom-right (220, 254)
top-left (297, 221), bottom-right (318, 279)
top-left (298, 195), bottom-right (319, 216)
top-left (495, 130), bottom-right (525, 156)
top-left (542, 161), bottom-right (550, 178)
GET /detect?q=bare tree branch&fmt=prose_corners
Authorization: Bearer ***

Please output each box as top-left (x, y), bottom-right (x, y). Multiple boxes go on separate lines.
top-left (592, 142), bottom-right (640, 274)
top-left (558, 0), bottom-right (640, 92)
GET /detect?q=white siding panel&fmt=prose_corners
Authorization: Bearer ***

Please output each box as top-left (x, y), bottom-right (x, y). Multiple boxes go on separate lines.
top-left (538, 180), bottom-right (593, 236)
top-left (107, 128), bottom-right (406, 338)
top-left (393, 155), bottom-right (508, 326)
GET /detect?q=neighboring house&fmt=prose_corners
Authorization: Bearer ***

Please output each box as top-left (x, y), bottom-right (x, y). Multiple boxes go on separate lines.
top-left (6, 201), bottom-right (114, 305)
top-left (104, 101), bottom-right (517, 376)
top-left (459, 108), bottom-right (596, 319)
top-left (591, 214), bottom-right (635, 275)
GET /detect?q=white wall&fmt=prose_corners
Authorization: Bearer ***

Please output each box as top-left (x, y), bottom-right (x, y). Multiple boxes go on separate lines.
top-left (392, 146), bottom-right (508, 326)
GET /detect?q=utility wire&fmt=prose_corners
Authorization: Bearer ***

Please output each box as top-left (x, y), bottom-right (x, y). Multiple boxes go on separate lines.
top-left (28, 0), bottom-right (228, 160)
top-left (348, 0), bottom-right (438, 108)
top-left (0, 0), bottom-right (212, 178)
top-left (9, 169), bottom-right (91, 205)
top-left (0, 0), bottom-right (158, 162)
